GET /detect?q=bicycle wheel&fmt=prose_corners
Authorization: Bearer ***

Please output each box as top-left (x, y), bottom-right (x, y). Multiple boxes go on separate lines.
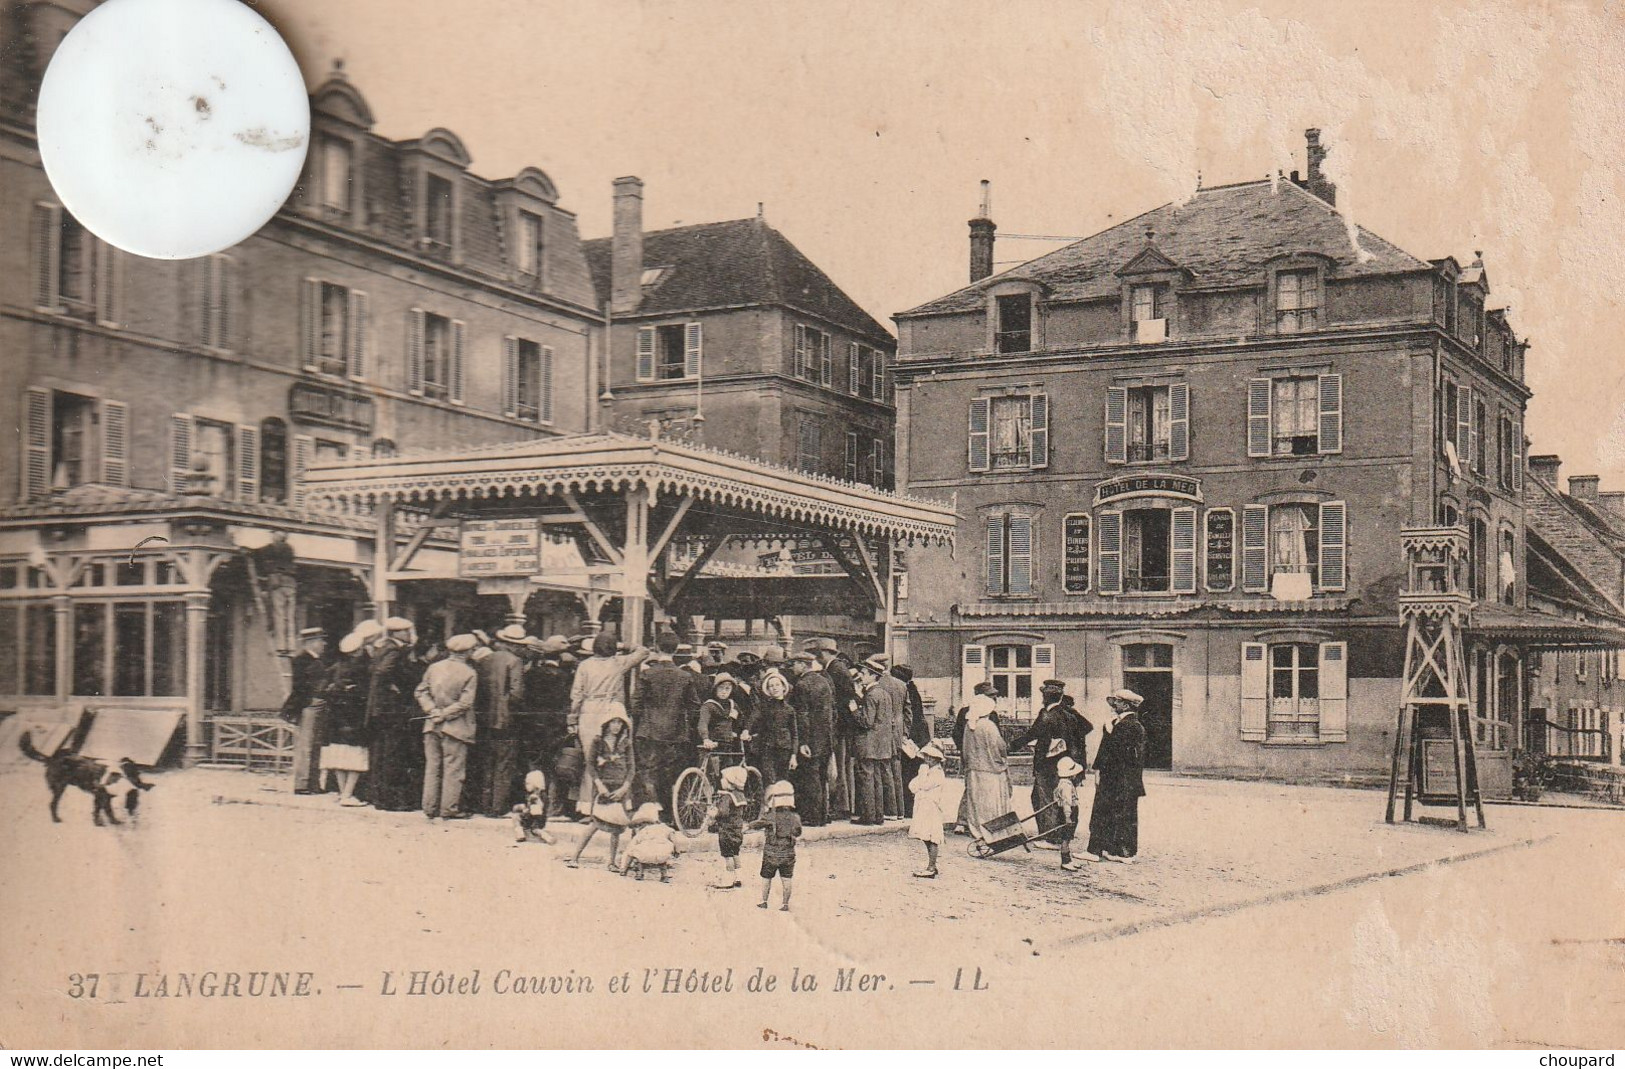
top-left (741, 766), bottom-right (765, 822)
top-left (672, 768), bottom-right (713, 838)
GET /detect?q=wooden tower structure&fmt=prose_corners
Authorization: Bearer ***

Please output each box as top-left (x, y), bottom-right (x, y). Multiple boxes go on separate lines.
top-left (1387, 526), bottom-right (1487, 831)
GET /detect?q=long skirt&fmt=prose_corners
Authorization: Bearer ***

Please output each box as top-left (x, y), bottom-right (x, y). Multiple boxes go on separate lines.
top-left (365, 724), bottom-right (423, 811)
top-left (1086, 791), bottom-right (1140, 858)
top-left (962, 769), bottom-right (1011, 837)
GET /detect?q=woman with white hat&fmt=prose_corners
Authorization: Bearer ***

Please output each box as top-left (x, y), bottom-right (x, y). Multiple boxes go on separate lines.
top-left (320, 622), bottom-right (382, 807)
top-left (1085, 689), bottom-right (1148, 863)
top-left (960, 680), bottom-right (1011, 839)
top-left (905, 742), bottom-right (950, 878)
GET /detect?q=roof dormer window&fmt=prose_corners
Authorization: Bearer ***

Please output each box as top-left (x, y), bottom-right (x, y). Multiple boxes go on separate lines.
top-left (424, 173), bottom-right (454, 249)
top-left (1130, 283), bottom-right (1169, 343)
top-left (1274, 269), bottom-right (1320, 333)
top-left (320, 135), bottom-right (353, 214)
top-left (995, 294), bottom-right (1032, 354)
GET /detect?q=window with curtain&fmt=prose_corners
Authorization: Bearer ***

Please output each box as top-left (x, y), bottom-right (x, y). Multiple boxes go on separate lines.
top-left (1268, 642), bottom-right (1320, 738)
top-left (990, 396), bottom-right (1032, 470)
top-left (1272, 376), bottom-right (1319, 455)
top-left (1269, 504), bottom-right (1320, 585)
top-left (1276, 270), bottom-right (1320, 332)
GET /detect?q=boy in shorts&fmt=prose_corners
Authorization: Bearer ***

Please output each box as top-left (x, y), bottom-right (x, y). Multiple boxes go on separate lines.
top-left (706, 764), bottom-right (749, 889)
top-left (754, 780), bottom-right (802, 912)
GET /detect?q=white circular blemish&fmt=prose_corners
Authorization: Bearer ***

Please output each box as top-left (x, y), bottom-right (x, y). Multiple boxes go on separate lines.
top-left (36, 0), bottom-right (309, 260)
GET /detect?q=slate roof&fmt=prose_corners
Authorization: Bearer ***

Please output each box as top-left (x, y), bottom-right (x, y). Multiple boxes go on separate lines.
top-left (899, 178), bottom-right (1433, 317)
top-left (582, 218), bottom-right (893, 345)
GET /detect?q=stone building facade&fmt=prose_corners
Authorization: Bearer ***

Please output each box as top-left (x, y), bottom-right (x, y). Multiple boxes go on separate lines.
top-left (891, 132), bottom-right (1539, 787)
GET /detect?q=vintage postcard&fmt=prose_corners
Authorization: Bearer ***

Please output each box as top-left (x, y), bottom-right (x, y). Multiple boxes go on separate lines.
top-left (2, 0), bottom-right (1624, 1052)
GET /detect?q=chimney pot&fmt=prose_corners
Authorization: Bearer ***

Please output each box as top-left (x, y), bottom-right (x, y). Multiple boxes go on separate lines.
top-left (969, 180), bottom-right (996, 283)
top-left (1302, 127), bottom-right (1336, 207)
top-left (1569, 475), bottom-right (1601, 501)
top-left (611, 176), bottom-right (644, 315)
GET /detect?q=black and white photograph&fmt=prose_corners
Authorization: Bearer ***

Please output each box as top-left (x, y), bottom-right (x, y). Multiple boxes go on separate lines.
top-left (2, 0), bottom-right (1624, 1052)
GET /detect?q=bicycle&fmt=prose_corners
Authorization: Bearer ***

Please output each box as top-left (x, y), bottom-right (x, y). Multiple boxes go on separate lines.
top-left (671, 746), bottom-right (763, 837)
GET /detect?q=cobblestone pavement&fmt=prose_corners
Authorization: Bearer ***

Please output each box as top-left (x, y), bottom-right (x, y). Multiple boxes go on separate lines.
top-left (1, 763), bottom-right (1619, 1048)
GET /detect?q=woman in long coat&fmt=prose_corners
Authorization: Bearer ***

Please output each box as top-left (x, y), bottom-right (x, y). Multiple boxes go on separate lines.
top-left (960, 681), bottom-right (1011, 837)
top-left (1086, 689), bottom-right (1148, 862)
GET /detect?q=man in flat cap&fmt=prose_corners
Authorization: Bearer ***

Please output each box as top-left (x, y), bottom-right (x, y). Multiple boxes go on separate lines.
top-left (788, 650), bottom-right (835, 826)
top-left (806, 638), bottom-right (859, 819)
top-left (417, 634), bottom-right (479, 819)
top-left (1009, 678), bottom-right (1093, 846)
top-left (849, 656), bottom-right (896, 825)
top-left (283, 627), bottom-right (330, 794)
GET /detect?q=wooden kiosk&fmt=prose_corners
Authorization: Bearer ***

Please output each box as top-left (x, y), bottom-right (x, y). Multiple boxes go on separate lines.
top-left (1387, 526), bottom-right (1487, 831)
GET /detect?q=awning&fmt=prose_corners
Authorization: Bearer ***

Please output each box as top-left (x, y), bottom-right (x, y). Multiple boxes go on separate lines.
top-left (303, 431), bottom-right (956, 546)
top-left (1467, 606), bottom-right (1625, 649)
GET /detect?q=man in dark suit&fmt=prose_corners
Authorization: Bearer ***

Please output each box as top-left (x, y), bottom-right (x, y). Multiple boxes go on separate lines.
top-left (1009, 679), bottom-right (1093, 844)
top-left (283, 627), bottom-right (329, 794)
top-left (789, 650), bottom-right (836, 826)
top-left (634, 631), bottom-right (704, 819)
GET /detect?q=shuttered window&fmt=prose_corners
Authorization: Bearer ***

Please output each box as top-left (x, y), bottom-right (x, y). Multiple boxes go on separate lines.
top-left (200, 254), bottom-right (234, 351)
top-left (1248, 374), bottom-right (1341, 456)
top-left (968, 394), bottom-right (1049, 473)
top-left (505, 338), bottom-right (552, 422)
top-left (845, 431), bottom-right (860, 481)
top-left (22, 389), bottom-right (130, 498)
top-left (793, 325), bottom-right (831, 385)
top-left (412, 312), bottom-right (462, 402)
top-left (985, 511), bottom-right (1035, 597)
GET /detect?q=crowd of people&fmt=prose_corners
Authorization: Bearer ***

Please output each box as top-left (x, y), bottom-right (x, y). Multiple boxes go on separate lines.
top-left (280, 619), bottom-right (1149, 881)
top-left (280, 621), bottom-right (938, 829)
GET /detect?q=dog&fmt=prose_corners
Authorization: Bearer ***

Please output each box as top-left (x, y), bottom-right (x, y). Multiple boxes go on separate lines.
top-left (18, 731), bottom-right (152, 825)
top-left (510, 768), bottom-right (556, 845)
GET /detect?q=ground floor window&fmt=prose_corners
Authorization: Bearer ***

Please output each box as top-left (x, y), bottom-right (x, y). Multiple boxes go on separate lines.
top-left (1269, 642), bottom-right (1320, 739)
top-left (987, 643), bottom-right (1033, 714)
top-left (68, 599), bottom-right (187, 697)
top-left (0, 603), bottom-right (60, 696)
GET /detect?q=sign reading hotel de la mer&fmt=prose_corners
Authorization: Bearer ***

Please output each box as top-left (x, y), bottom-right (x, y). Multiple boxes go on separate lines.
top-left (459, 519), bottom-right (543, 577)
top-left (1093, 474), bottom-right (1202, 505)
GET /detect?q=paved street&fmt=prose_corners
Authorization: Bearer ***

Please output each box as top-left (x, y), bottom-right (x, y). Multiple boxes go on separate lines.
top-left (2, 763), bottom-right (1621, 1049)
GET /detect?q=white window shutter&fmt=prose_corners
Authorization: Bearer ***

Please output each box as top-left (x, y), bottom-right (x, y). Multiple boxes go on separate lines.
top-left (237, 424), bottom-right (260, 503)
top-left (1105, 385), bottom-right (1127, 464)
top-left (873, 350), bottom-right (886, 402)
top-left (792, 325), bottom-right (807, 378)
top-left (1171, 506), bottom-right (1197, 594)
top-left (540, 346), bottom-right (554, 423)
top-left (1008, 513), bottom-right (1034, 595)
top-left (348, 290), bottom-right (369, 379)
top-left (32, 203), bottom-right (60, 311)
top-left (1034, 644), bottom-right (1056, 678)
top-left (214, 256), bottom-right (236, 352)
top-left (1240, 643), bottom-right (1267, 741)
top-left (985, 514), bottom-right (1004, 595)
top-left (1169, 382), bottom-right (1190, 461)
top-left (501, 336), bottom-right (518, 417)
top-left (1029, 393), bottom-right (1050, 470)
top-left (199, 258), bottom-right (216, 347)
top-left (301, 278), bottom-right (321, 370)
top-left (407, 308), bottom-right (425, 394)
top-left (960, 644), bottom-right (986, 704)
top-left (1097, 509), bottom-right (1122, 595)
top-left (1247, 378), bottom-right (1273, 457)
top-left (1318, 373), bottom-right (1343, 454)
top-left (1456, 384), bottom-right (1471, 468)
top-left (95, 242), bottom-right (120, 327)
top-left (845, 431), bottom-right (859, 481)
top-left (168, 414), bottom-right (194, 493)
top-left (450, 319), bottom-right (466, 403)
top-left (23, 387), bottom-right (51, 500)
top-left (100, 400), bottom-right (129, 487)
top-left (291, 434), bottom-right (313, 509)
top-left (1512, 419), bottom-right (1523, 493)
top-left (684, 321), bottom-right (703, 379)
top-left (1319, 641), bottom-right (1348, 741)
top-left (1242, 504), bottom-right (1269, 593)
top-left (819, 332), bottom-right (832, 387)
top-left (636, 326), bottom-right (655, 382)
top-left (870, 437), bottom-right (883, 487)
top-left (848, 342), bottom-right (860, 394)
top-left (1319, 500), bottom-right (1347, 592)
top-left (967, 398), bottom-right (990, 473)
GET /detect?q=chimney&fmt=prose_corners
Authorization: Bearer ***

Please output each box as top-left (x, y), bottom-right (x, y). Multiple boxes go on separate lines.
top-left (611, 176), bottom-right (644, 314)
top-left (1301, 128), bottom-right (1336, 207)
top-left (968, 179), bottom-right (996, 283)
top-left (1597, 491), bottom-right (1625, 522)
top-left (1527, 454), bottom-right (1562, 486)
top-left (1569, 475), bottom-right (1600, 502)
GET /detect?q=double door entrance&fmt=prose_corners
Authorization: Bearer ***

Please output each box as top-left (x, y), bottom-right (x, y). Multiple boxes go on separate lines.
top-left (1122, 642), bottom-right (1174, 770)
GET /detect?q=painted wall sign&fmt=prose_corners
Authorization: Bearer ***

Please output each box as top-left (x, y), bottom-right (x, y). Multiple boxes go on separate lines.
top-left (459, 518), bottom-right (541, 577)
top-left (1094, 473), bottom-right (1202, 505)
top-left (1063, 512), bottom-right (1091, 594)
top-left (1205, 507), bottom-right (1235, 592)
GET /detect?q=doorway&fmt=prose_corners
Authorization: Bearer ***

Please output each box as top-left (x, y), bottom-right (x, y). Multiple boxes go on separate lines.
top-left (1122, 642), bottom-right (1175, 769)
